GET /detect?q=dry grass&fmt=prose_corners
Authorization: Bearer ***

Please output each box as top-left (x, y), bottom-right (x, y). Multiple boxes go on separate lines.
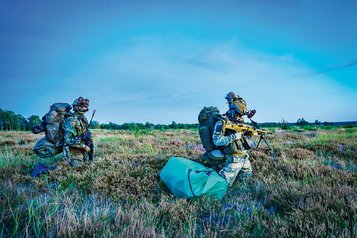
top-left (0, 127), bottom-right (356, 237)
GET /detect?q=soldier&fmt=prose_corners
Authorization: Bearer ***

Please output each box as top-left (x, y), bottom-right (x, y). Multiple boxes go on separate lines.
top-left (212, 92), bottom-right (254, 186)
top-left (62, 97), bottom-right (94, 166)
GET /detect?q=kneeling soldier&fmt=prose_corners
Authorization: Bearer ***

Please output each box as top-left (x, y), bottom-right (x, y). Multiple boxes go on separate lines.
top-left (62, 97), bottom-right (94, 166)
top-left (212, 92), bottom-right (253, 186)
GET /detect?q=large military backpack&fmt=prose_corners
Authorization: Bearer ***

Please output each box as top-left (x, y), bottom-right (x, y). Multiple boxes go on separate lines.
top-left (31, 103), bottom-right (72, 146)
top-left (198, 107), bottom-right (225, 166)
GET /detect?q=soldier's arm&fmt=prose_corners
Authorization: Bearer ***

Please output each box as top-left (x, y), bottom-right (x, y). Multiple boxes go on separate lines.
top-left (212, 120), bottom-right (241, 146)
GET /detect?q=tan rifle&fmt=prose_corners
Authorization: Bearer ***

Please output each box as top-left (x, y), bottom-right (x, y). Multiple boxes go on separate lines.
top-left (224, 119), bottom-right (272, 151)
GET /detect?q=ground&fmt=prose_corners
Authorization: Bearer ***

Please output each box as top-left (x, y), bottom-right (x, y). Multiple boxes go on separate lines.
top-left (0, 127), bottom-right (356, 237)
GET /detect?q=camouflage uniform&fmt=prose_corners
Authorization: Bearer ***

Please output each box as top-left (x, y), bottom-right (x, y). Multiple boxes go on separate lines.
top-left (211, 92), bottom-right (254, 187)
top-left (212, 119), bottom-right (252, 186)
top-left (62, 97), bottom-right (93, 164)
top-left (33, 103), bottom-right (72, 158)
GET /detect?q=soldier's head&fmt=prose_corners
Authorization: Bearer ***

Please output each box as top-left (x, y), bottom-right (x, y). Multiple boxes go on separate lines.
top-left (72, 97), bottom-right (89, 114)
top-left (225, 91), bottom-right (247, 123)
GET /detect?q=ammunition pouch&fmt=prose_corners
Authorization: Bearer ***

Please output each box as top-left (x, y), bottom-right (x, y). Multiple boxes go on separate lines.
top-left (223, 140), bottom-right (244, 155)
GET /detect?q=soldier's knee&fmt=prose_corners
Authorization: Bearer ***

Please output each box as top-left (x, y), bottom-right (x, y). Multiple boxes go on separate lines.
top-left (219, 172), bottom-right (234, 187)
top-left (219, 166), bottom-right (240, 187)
top-left (243, 161), bottom-right (253, 173)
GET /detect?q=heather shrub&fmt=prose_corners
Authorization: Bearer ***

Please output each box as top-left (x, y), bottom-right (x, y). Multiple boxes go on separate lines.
top-left (0, 128), bottom-right (356, 237)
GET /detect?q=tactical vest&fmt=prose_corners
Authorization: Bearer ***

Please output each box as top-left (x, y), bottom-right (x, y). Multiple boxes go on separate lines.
top-left (220, 119), bottom-right (246, 155)
top-left (63, 114), bottom-right (89, 136)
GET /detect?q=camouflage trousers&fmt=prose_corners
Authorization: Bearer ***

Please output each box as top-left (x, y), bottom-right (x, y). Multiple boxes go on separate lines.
top-left (219, 152), bottom-right (252, 187)
top-left (33, 138), bottom-right (61, 158)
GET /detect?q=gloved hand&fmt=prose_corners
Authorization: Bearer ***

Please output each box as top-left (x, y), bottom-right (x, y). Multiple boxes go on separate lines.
top-left (83, 145), bottom-right (91, 153)
top-left (231, 132), bottom-right (241, 141)
top-left (247, 109), bottom-right (256, 119)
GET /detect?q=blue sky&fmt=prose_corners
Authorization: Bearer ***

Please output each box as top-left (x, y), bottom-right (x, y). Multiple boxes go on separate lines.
top-left (0, 0), bottom-right (356, 123)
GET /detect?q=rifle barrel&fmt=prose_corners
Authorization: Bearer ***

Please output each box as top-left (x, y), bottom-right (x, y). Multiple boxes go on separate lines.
top-left (88, 109), bottom-right (96, 127)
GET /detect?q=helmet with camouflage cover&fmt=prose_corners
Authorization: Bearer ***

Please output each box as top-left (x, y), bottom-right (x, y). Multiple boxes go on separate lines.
top-left (72, 97), bottom-right (89, 113)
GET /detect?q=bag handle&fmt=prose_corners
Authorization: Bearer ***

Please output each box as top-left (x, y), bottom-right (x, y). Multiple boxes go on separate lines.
top-left (187, 169), bottom-right (213, 197)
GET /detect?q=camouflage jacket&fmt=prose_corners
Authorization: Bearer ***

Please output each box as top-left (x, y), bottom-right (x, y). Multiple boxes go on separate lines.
top-left (62, 114), bottom-right (89, 148)
top-left (212, 119), bottom-right (245, 155)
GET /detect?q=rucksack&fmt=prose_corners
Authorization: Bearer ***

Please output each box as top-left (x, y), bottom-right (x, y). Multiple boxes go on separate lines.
top-left (31, 103), bottom-right (72, 146)
top-left (198, 106), bottom-right (221, 152)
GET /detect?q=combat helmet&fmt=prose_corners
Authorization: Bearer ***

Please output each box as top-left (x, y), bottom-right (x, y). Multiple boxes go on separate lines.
top-left (72, 97), bottom-right (89, 113)
top-left (225, 91), bottom-right (254, 123)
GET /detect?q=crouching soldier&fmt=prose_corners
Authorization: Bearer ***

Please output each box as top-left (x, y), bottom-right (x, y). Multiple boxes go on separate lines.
top-left (62, 97), bottom-right (94, 166)
top-left (199, 92), bottom-right (255, 187)
top-left (213, 92), bottom-right (254, 186)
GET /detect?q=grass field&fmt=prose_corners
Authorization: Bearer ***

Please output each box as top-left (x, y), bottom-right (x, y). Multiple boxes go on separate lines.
top-left (0, 127), bottom-right (356, 237)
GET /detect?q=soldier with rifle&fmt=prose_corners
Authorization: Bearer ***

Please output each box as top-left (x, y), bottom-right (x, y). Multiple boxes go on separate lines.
top-left (207, 92), bottom-right (271, 186)
top-left (62, 97), bottom-right (95, 166)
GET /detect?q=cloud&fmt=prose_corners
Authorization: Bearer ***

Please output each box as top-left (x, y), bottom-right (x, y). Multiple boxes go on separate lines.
top-left (59, 35), bottom-right (356, 123)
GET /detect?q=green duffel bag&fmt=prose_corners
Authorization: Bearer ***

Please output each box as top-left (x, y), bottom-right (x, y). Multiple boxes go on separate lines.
top-left (160, 157), bottom-right (228, 200)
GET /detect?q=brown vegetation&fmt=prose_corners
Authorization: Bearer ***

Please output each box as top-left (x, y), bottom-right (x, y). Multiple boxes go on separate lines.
top-left (0, 127), bottom-right (356, 237)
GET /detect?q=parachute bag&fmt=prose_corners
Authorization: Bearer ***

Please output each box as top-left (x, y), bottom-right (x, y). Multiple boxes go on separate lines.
top-left (160, 157), bottom-right (228, 200)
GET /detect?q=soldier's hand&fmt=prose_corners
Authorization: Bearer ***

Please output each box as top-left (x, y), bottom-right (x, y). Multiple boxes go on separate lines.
top-left (83, 145), bottom-right (91, 153)
top-left (247, 109), bottom-right (256, 119)
top-left (231, 132), bottom-right (241, 141)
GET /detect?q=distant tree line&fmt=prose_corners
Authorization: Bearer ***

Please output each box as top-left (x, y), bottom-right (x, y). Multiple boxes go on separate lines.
top-left (89, 121), bottom-right (199, 130)
top-left (0, 108), bottom-right (41, 131)
top-left (0, 108), bottom-right (355, 131)
top-left (0, 108), bottom-right (199, 131)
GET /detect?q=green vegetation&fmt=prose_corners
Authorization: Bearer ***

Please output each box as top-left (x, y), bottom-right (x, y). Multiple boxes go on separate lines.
top-left (0, 127), bottom-right (356, 237)
top-left (0, 107), bottom-right (200, 131)
top-left (0, 108), bottom-right (41, 131)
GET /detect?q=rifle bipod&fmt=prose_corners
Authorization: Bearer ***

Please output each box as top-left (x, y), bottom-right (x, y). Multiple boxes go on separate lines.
top-left (255, 135), bottom-right (276, 159)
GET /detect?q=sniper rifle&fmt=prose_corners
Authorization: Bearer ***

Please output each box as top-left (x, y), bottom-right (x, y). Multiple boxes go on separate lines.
top-left (224, 119), bottom-right (273, 151)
